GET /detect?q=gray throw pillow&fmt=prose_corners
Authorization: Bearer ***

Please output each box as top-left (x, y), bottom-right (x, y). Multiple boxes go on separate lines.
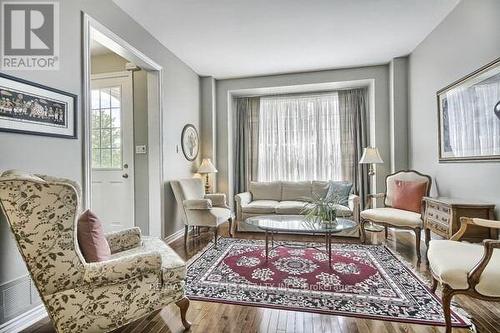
top-left (326, 181), bottom-right (353, 206)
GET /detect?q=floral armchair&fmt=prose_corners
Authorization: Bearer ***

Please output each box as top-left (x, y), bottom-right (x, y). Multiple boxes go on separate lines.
top-left (0, 171), bottom-right (191, 333)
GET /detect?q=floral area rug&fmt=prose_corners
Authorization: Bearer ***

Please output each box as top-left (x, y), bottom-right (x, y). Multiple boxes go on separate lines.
top-left (186, 238), bottom-right (469, 327)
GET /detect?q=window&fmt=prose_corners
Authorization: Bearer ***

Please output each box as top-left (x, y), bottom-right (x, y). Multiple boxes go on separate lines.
top-left (91, 87), bottom-right (122, 169)
top-left (257, 93), bottom-right (343, 182)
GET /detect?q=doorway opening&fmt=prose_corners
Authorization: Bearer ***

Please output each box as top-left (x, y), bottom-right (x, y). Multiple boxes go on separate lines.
top-left (83, 15), bottom-right (164, 237)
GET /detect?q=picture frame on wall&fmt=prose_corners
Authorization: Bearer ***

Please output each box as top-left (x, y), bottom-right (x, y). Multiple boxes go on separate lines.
top-left (0, 72), bottom-right (77, 139)
top-left (437, 57), bottom-right (500, 162)
top-left (181, 124), bottom-right (199, 161)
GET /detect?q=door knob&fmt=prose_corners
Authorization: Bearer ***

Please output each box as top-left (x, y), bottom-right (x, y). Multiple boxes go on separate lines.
top-left (122, 173), bottom-right (129, 179)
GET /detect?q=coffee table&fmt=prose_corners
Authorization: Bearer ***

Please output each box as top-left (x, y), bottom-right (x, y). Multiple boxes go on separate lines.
top-left (245, 215), bottom-right (357, 268)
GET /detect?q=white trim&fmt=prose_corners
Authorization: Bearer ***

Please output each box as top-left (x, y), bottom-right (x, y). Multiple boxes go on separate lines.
top-left (82, 14), bottom-right (165, 237)
top-left (0, 305), bottom-right (47, 333)
top-left (164, 228), bottom-right (184, 244)
top-left (90, 71), bottom-right (131, 80)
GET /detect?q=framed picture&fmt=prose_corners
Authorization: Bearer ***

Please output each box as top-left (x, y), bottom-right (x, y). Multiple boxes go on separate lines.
top-left (181, 124), bottom-right (199, 161)
top-left (0, 72), bottom-right (77, 138)
top-left (437, 57), bottom-right (500, 162)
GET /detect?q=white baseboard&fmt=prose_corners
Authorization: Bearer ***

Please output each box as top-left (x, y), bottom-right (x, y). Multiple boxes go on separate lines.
top-left (0, 305), bottom-right (47, 333)
top-left (164, 228), bottom-right (184, 244)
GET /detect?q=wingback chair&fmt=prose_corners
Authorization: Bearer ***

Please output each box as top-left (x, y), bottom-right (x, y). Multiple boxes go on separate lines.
top-left (171, 178), bottom-right (232, 247)
top-left (360, 170), bottom-right (432, 261)
top-left (428, 217), bottom-right (500, 333)
top-left (0, 171), bottom-right (191, 333)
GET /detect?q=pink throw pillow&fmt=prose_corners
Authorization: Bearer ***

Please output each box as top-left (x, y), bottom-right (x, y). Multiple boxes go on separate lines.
top-left (77, 209), bottom-right (111, 262)
top-left (391, 180), bottom-right (427, 213)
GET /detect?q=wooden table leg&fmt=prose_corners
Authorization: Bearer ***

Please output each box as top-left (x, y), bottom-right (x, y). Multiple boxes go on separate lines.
top-left (328, 232), bottom-right (332, 268)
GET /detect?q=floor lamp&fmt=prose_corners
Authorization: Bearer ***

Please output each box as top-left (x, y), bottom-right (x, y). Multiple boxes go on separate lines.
top-left (359, 147), bottom-right (385, 232)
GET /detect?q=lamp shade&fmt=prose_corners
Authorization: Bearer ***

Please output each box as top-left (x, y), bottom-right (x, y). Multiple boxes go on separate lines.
top-left (197, 158), bottom-right (218, 174)
top-left (359, 147), bottom-right (383, 164)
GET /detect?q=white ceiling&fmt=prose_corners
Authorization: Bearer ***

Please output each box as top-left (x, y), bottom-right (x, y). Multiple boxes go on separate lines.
top-left (90, 39), bottom-right (112, 56)
top-left (113, 0), bottom-right (459, 79)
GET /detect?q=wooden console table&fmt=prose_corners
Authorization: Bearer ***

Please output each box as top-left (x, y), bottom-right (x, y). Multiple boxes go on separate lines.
top-left (423, 197), bottom-right (497, 247)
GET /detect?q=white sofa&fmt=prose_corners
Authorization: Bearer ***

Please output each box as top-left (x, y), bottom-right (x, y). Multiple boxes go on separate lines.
top-left (235, 181), bottom-right (360, 237)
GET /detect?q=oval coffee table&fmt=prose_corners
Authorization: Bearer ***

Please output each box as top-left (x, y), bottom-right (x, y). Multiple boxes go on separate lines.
top-left (245, 215), bottom-right (357, 268)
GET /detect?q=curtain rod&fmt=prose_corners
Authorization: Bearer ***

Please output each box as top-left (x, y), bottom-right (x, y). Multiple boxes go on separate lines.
top-left (235, 86), bottom-right (368, 99)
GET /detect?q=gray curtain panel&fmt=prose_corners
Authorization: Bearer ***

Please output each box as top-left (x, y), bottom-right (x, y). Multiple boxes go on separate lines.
top-left (234, 97), bottom-right (260, 194)
top-left (338, 88), bottom-right (369, 208)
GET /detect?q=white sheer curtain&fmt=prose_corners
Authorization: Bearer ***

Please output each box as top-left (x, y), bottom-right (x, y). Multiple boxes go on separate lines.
top-left (446, 78), bottom-right (500, 157)
top-left (257, 92), bottom-right (344, 182)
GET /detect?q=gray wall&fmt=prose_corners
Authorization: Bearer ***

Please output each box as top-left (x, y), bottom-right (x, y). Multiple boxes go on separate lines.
top-left (0, 0), bottom-right (199, 324)
top-left (211, 65), bottom-right (392, 204)
top-left (408, 0), bottom-right (500, 213)
top-left (91, 53), bottom-right (150, 234)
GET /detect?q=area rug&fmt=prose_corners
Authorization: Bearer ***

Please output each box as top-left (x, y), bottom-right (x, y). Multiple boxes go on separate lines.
top-left (186, 238), bottom-right (469, 327)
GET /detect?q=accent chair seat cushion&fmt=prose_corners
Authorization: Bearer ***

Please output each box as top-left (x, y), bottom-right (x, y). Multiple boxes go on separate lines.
top-left (110, 236), bottom-right (186, 284)
top-left (360, 207), bottom-right (422, 227)
top-left (242, 200), bottom-right (279, 214)
top-left (209, 207), bottom-right (232, 225)
top-left (428, 240), bottom-right (500, 297)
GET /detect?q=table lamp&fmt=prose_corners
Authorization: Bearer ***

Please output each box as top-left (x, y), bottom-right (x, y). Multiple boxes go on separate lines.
top-left (197, 158), bottom-right (217, 193)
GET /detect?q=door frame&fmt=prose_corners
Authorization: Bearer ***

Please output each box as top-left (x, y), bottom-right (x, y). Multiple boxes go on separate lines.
top-left (82, 13), bottom-right (165, 237)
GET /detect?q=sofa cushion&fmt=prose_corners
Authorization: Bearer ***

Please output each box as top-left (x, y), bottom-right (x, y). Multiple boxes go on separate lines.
top-left (332, 204), bottom-right (353, 217)
top-left (428, 240), bottom-right (500, 297)
top-left (311, 181), bottom-right (330, 200)
top-left (249, 182), bottom-right (282, 201)
top-left (281, 181), bottom-right (312, 202)
top-left (242, 200), bottom-right (279, 214)
top-left (360, 207), bottom-right (422, 227)
top-left (326, 181), bottom-right (352, 206)
top-left (275, 201), bottom-right (309, 214)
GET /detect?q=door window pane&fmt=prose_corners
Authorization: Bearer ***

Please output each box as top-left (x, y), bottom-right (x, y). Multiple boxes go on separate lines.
top-left (91, 86), bottom-right (123, 169)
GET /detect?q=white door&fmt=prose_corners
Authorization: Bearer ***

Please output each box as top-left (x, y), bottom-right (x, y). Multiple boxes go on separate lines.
top-left (90, 72), bottom-right (134, 232)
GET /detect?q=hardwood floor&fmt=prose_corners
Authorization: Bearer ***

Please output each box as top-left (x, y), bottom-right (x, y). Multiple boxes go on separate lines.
top-left (23, 225), bottom-right (499, 333)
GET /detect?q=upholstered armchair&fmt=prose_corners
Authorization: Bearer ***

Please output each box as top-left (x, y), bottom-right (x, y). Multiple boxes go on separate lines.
top-left (360, 170), bottom-right (432, 260)
top-left (428, 217), bottom-right (500, 333)
top-left (0, 171), bottom-right (191, 333)
top-left (171, 178), bottom-right (232, 247)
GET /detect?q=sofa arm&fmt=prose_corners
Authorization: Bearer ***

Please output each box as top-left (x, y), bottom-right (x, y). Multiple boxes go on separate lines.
top-left (205, 193), bottom-right (229, 208)
top-left (348, 194), bottom-right (360, 223)
top-left (105, 227), bottom-right (142, 254)
top-left (184, 198), bottom-right (212, 210)
top-left (235, 192), bottom-right (252, 221)
top-left (84, 251), bottom-right (162, 287)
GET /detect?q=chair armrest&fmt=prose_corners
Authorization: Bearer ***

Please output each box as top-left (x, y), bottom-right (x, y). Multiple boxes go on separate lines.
top-left (451, 217), bottom-right (500, 241)
top-left (184, 199), bottom-right (212, 210)
top-left (105, 227), bottom-right (142, 254)
top-left (348, 194), bottom-right (360, 223)
top-left (235, 192), bottom-right (252, 220)
top-left (205, 193), bottom-right (229, 208)
top-left (467, 239), bottom-right (500, 290)
top-left (84, 251), bottom-right (162, 287)
top-left (365, 193), bottom-right (385, 209)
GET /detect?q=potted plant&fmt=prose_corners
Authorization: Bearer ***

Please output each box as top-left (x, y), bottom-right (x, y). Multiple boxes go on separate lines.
top-left (302, 190), bottom-right (342, 226)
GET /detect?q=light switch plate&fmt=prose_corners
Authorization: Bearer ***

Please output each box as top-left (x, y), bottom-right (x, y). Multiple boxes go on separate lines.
top-left (135, 145), bottom-right (147, 154)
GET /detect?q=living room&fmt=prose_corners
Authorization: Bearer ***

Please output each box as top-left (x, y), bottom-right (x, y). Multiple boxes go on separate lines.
top-left (0, 0), bottom-right (499, 332)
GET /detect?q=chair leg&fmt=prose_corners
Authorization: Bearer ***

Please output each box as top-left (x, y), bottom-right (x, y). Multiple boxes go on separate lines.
top-left (175, 296), bottom-right (191, 330)
top-left (360, 219), bottom-right (367, 244)
top-left (214, 225), bottom-right (218, 248)
top-left (431, 276), bottom-right (438, 293)
top-left (441, 285), bottom-right (454, 333)
top-left (184, 225), bottom-right (188, 247)
top-left (414, 227), bottom-right (422, 262)
top-left (228, 217), bottom-right (233, 237)
top-left (384, 226), bottom-right (389, 239)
